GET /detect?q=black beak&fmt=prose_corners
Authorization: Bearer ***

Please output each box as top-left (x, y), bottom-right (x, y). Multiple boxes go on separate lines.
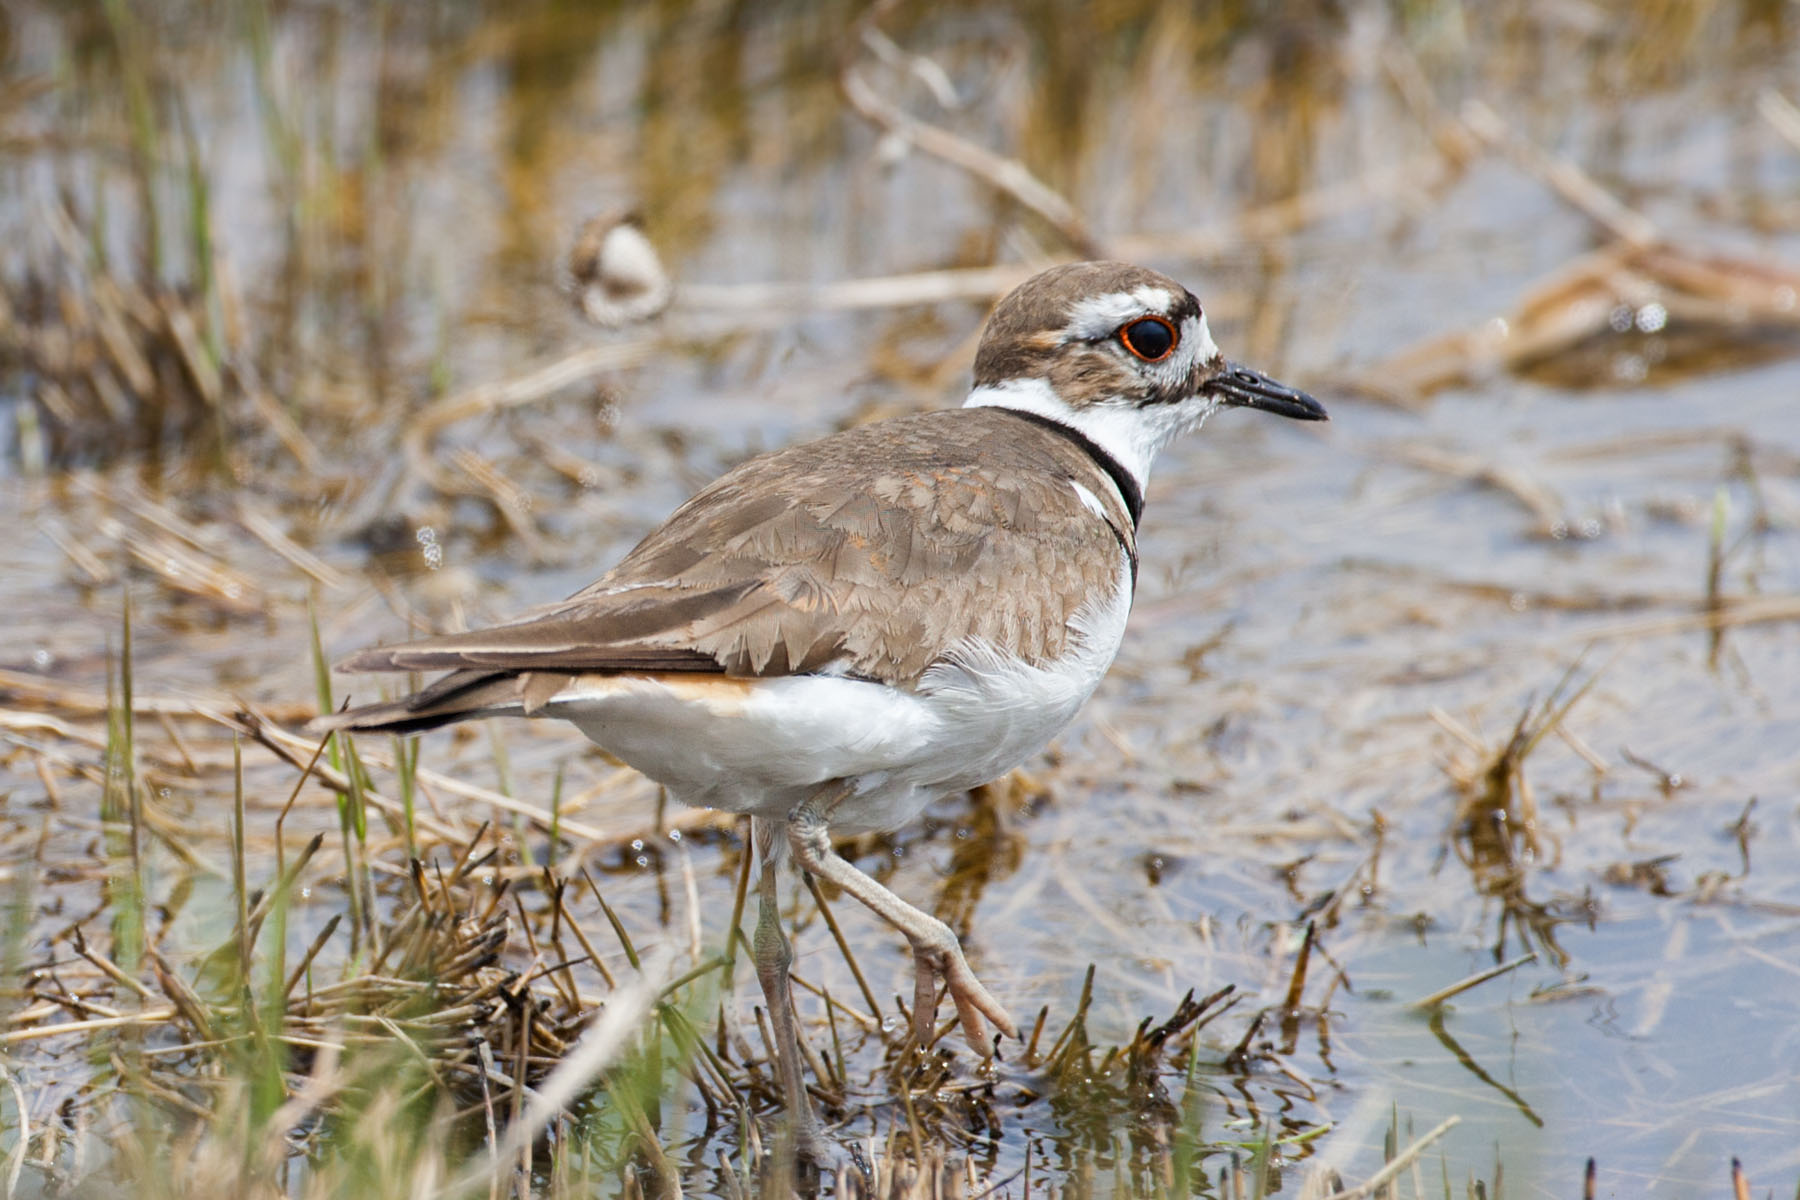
top-left (1204, 362), bottom-right (1328, 422)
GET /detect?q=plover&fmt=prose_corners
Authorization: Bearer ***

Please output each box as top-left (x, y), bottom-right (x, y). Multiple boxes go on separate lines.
top-left (311, 260), bottom-right (1326, 1156)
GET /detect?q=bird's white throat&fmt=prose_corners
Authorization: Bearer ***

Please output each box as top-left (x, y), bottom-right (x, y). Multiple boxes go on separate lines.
top-left (963, 375), bottom-right (1218, 496)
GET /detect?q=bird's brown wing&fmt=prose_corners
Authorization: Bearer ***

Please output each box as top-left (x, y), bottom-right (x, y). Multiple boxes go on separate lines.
top-left (317, 408), bottom-right (1134, 734)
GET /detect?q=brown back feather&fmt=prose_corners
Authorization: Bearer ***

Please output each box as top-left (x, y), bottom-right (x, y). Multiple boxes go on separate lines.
top-left (330, 407), bottom-right (1136, 725)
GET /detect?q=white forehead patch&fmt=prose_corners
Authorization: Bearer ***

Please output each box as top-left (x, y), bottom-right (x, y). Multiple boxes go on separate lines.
top-left (1061, 285), bottom-right (1178, 342)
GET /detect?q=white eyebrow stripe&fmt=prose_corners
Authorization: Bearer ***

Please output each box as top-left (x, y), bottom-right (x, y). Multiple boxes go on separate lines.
top-left (1061, 286), bottom-right (1177, 342)
top-left (1187, 313), bottom-right (1220, 366)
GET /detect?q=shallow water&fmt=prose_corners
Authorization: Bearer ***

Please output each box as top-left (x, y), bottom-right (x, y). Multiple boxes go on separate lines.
top-left (3, 0), bottom-right (1799, 1193)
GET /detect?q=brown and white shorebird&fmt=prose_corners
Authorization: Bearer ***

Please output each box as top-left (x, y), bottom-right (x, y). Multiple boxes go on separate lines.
top-left (311, 261), bottom-right (1326, 1156)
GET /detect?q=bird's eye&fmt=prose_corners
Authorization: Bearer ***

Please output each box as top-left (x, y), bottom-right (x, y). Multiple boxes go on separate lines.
top-left (1118, 316), bottom-right (1177, 362)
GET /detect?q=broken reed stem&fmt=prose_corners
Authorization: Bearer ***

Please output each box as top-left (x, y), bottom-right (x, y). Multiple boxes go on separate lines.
top-left (275, 728), bottom-right (335, 876)
top-left (802, 872), bottom-right (885, 1027)
top-left (0, 1008), bottom-right (179, 1044)
top-left (1223, 1009), bottom-right (1265, 1072)
top-left (1283, 922), bottom-right (1317, 1015)
top-left (71, 928), bottom-right (156, 1001)
top-left (586, 872), bottom-right (641, 971)
top-left (721, 827), bottom-right (753, 978)
top-left (1459, 101), bottom-right (1658, 246)
top-left (1022, 1004), bottom-right (1050, 1063)
top-left (1039, 963), bottom-right (1097, 1069)
top-left (232, 735), bottom-right (250, 986)
top-left (555, 890), bottom-right (619, 992)
top-left (838, 64), bottom-right (1103, 258)
top-left (282, 913), bottom-right (343, 1001)
top-left (838, 0), bottom-right (1101, 257)
top-left (247, 831), bottom-right (325, 943)
top-left (1409, 952), bottom-right (1538, 1010)
top-left (0, 1063), bottom-right (27, 1197)
top-left (1320, 1116), bottom-right (1462, 1200)
top-left (787, 970), bottom-right (876, 1029)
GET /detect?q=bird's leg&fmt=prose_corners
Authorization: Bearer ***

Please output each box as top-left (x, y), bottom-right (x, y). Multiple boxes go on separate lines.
top-left (787, 786), bottom-right (1017, 1050)
top-left (749, 816), bottom-right (831, 1163)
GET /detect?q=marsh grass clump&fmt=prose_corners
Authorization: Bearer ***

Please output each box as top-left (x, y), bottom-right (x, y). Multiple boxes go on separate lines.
top-left (1433, 662), bottom-right (1607, 964)
top-left (8, 812), bottom-right (675, 1196)
top-left (0, 591), bottom-right (1346, 1194)
top-left (1, 208), bottom-right (235, 473)
top-left (1, 665), bottom-right (1340, 1198)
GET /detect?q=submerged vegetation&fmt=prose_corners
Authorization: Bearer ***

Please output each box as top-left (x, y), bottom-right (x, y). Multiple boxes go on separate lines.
top-left (2, 0), bottom-right (1799, 1195)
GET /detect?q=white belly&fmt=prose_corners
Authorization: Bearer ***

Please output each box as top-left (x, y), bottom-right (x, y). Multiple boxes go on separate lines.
top-left (549, 557), bottom-right (1134, 833)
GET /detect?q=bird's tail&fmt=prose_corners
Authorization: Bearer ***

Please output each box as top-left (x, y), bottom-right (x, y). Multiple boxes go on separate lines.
top-left (305, 669), bottom-right (574, 738)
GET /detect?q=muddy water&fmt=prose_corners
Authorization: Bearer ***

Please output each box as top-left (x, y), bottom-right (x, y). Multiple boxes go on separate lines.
top-left (3, 0), bottom-right (1799, 1193)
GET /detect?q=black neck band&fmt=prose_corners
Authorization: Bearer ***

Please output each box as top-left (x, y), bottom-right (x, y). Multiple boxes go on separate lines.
top-left (996, 407), bottom-right (1145, 529)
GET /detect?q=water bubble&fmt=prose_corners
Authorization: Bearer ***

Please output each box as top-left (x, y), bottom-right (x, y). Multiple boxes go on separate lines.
top-left (1508, 592), bottom-right (1528, 612)
top-left (668, 829), bottom-right (682, 842)
top-left (635, 855), bottom-right (649, 867)
top-left (630, 838), bottom-right (644, 852)
top-left (1550, 522), bottom-right (1570, 540)
top-left (1611, 353), bottom-right (1648, 383)
top-left (31, 649), bottom-right (51, 668)
top-left (300, 886), bottom-right (312, 899)
top-left (1635, 302), bottom-right (1668, 333)
top-left (1580, 518), bottom-right (1603, 539)
top-left (1608, 304), bottom-right (1635, 333)
top-left (875, 130), bottom-right (910, 166)
top-left (416, 525), bottom-right (444, 570)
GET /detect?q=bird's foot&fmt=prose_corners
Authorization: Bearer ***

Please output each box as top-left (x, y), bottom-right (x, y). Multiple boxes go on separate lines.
top-left (907, 916), bottom-right (1018, 1050)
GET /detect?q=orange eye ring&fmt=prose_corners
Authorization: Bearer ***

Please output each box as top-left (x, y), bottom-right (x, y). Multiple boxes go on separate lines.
top-left (1117, 315), bottom-right (1178, 362)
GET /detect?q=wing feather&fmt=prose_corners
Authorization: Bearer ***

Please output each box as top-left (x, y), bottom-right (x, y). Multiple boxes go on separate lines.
top-left (324, 408), bottom-right (1135, 736)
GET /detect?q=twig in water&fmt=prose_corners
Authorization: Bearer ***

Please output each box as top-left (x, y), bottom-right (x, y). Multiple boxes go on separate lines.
top-left (1756, 89), bottom-right (1800, 152)
top-left (0, 1062), bottom-right (28, 1199)
top-left (1410, 952), bottom-right (1538, 1011)
top-left (1282, 922), bottom-right (1317, 1016)
top-left (1319, 1116), bottom-right (1461, 1200)
top-left (1459, 101), bottom-right (1657, 246)
top-left (838, 30), bottom-right (1103, 258)
top-left (802, 873), bottom-right (885, 1031)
